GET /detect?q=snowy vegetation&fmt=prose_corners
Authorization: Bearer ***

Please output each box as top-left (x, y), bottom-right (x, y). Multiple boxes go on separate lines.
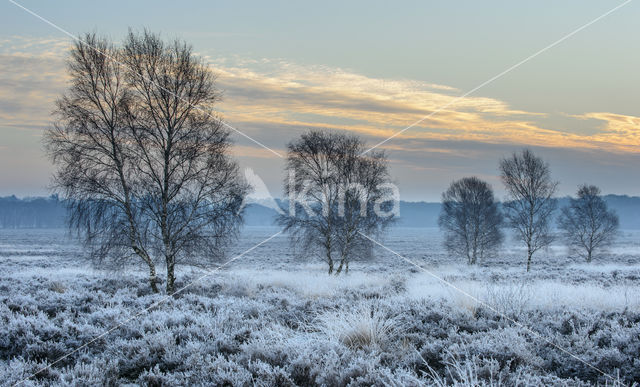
top-left (1, 227), bottom-right (639, 386)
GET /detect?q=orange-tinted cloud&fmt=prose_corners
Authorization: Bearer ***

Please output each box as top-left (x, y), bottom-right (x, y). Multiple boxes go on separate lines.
top-left (569, 112), bottom-right (640, 152)
top-left (207, 58), bottom-right (640, 154)
top-left (1, 36), bottom-right (639, 157)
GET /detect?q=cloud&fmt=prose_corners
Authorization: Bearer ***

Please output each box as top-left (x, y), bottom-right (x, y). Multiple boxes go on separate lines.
top-left (2, 37), bottom-right (639, 156)
top-left (230, 144), bottom-right (285, 159)
top-left (205, 57), bottom-right (640, 155)
top-left (0, 36), bottom-right (69, 131)
top-left (0, 36), bottom-right (639, 198)
top-left (0, 37), bottom-right (640, 152)
top-left (569, 112), bottom-right (640, 152)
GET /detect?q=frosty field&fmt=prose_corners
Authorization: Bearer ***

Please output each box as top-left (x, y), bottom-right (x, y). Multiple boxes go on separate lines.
top-left (1, 227), bottom-right (639, 386)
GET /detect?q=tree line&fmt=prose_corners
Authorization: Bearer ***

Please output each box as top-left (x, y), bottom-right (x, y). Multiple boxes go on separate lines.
top-left (439, 149), bottom-right (619, 270)
top-left (46, 31), bottom-right (620, 293)
top-left (0, 195), bottom-right (66, 228)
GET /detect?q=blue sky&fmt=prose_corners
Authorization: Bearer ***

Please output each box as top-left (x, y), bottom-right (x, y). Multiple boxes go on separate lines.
top-left (1, 0), bottom-right (639, 200)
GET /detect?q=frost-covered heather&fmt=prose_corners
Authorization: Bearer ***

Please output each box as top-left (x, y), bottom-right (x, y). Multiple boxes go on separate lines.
top-left (1, 227), bottom-right (639, 386)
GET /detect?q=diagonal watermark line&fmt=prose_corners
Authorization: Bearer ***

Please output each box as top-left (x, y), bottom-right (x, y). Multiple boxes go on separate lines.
top-left (361, 0), bottom-right (633, 155)
top-left (357, 231), bottom-right (616, 382)
top-left (13, 230), bottom-right (283, 387)
top-left (8, 0), bottom-right (285, 159)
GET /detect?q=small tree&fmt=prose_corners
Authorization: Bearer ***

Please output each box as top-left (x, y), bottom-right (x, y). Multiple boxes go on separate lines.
top-left (46, 31), bottom-right (248, 293)
top-left (558, 185), bottom-right (619, 262)
top-left (278, 130), bottom-right (396, 274)
top-left (499, 149), bottom-right (557, 271)
top-left (438, 177), bottom-right (503, 264)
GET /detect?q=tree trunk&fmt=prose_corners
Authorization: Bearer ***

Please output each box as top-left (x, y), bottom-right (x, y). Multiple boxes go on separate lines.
top-left (325, 230), bottom-right (334, 274)
top-left (527, 205), bottom-right (534, 272)
top-left (133, 246), bottom-right (159, 293)
top-left (148, 263), bottom-right (159, 293)
top-left (335, 259), bottom-right (342, 274)
top-left (166, 257), bottom-right (176, 294)
top-left (336, 232), bottom-right (353, 275)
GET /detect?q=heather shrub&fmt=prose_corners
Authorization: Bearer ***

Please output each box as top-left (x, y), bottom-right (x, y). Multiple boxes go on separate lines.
top-left (3, 228), bottom-right (640, 385)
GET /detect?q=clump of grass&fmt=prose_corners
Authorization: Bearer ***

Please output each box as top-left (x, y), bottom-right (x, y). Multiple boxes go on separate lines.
top-left (484, 281), bottom-right (532, 318)
top-left (47, 281), bottom-right (66, 294)
top-left (315, 304), bottom-right (401, 350)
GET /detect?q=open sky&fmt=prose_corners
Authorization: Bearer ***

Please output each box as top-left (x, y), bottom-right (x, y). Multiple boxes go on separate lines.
top-left (1, 0), bottom-right (639, 201)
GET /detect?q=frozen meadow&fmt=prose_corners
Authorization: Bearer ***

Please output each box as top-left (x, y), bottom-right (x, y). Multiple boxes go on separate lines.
top-left (1, 227), bottom-right (639, 386)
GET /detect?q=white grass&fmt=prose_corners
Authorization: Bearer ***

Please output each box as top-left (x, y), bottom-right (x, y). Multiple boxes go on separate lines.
top-left (405, 276), bottom-right (640, 312)
top-left (224, 268), bottom-right (390, 298)
top-left (314, 303), bottom-right (402, 350)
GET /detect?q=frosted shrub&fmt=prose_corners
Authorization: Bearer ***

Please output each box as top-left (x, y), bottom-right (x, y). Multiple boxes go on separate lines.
top-left (421, 349), bottom-right (502, 387)
top-left (3, 232), bottom-right (640, 385)
top-left (245, 359), bottom-right (295, 387)
top-left (0, 358), bottom-right (58, 387)
top-left (454, 328), bottom-right (539, 370)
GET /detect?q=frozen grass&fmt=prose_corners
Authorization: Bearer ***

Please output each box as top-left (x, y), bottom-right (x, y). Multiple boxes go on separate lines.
top-left (227, 268), bottom-right (390, 298)
top-left (315, 303), bottom-right (402, 350)
top-left (0, 227), bottom-right (639, 385)
top-left (404, 277), bottom-right (640, 313)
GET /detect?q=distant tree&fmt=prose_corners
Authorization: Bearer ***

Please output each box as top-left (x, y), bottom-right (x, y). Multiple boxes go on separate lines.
top-left (438, 177), bottom-right (503, 264)
top-left (278, 130), bottom-right (396, 274)
top-left (499, 149), bottom-right (558, 271)
top-left (558, 184), bottom-right (619, 262)
top-left (45, 31), bottom-right (248, 293)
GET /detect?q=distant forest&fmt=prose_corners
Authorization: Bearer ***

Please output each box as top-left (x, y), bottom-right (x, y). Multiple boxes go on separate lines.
top-left (1, 194), bottom-right (640, 229)
top-left (0, 195), bottom-right (67, 228)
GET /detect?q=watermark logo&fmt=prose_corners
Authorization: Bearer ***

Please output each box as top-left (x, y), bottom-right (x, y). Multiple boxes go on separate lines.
top-left (240, 168), bottom-right (400, 219)
top-left (238, 167), bottom-right (285, 215)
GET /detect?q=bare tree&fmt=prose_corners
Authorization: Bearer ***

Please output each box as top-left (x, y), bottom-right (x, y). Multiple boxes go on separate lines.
top-left (438, 177), bottom-right (503, 264)
top-left (499, 149), bottom-right (558, 271)
top-left (45, 31), bottom-right (248, 293)
top-left (278, 131), bottom-right (396, 274)
top-left (45, 34), bottom-right (159, 292)
top-left (558, 184), bottom-right (619, 262)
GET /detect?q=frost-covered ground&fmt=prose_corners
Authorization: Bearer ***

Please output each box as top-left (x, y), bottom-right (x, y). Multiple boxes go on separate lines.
top-left (1, 227), bottom-right (639, 386)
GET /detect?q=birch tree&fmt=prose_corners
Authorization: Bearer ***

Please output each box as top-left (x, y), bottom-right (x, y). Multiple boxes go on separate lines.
top-left (46, 31), bottom-right (248, 293)
top-left (439, 177), bottom-right (503, 264)
top-left (278, 131), bottom-right (395, 274)
top-left (499, 149), bottom-right (557, 271)
top-left (558, 184), bottom-right (618, 262)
